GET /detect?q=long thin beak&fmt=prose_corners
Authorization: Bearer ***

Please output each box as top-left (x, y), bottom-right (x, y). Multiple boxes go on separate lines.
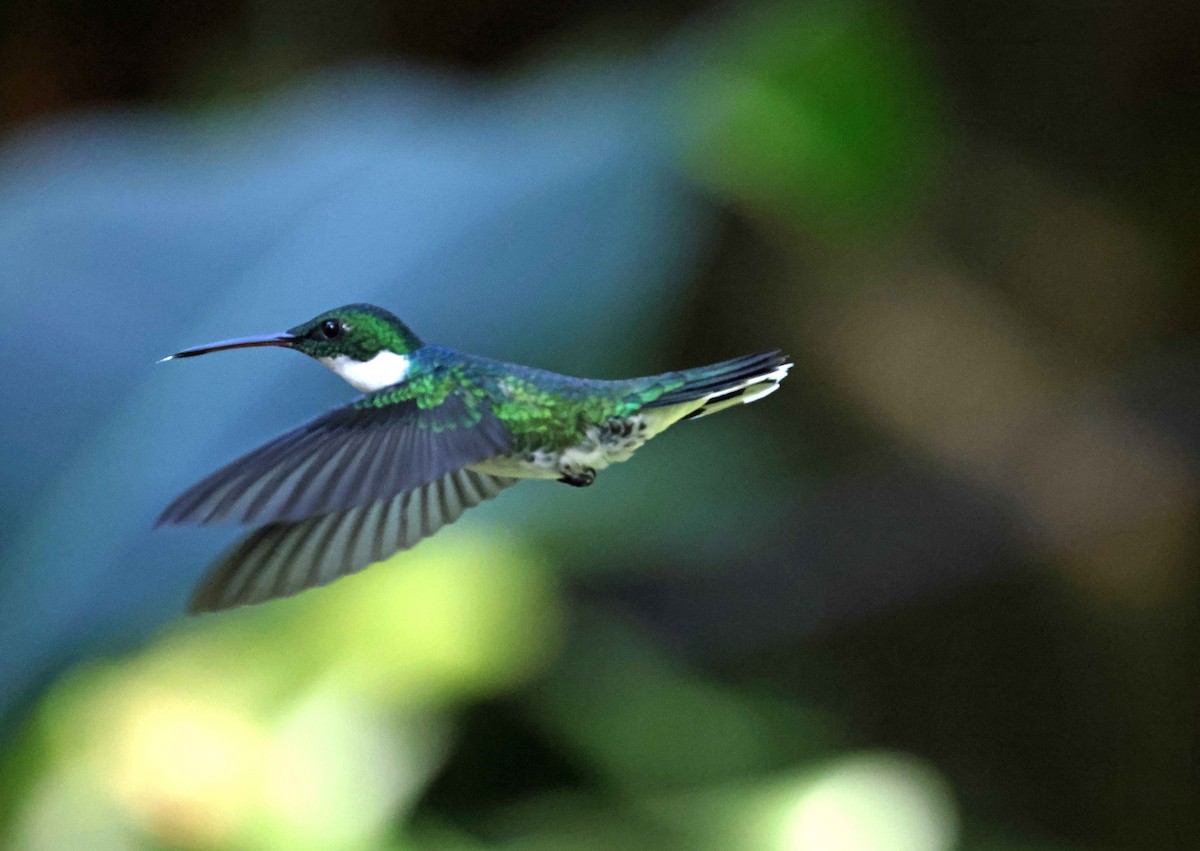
top-left (158, 332), bottom-right (298, 363)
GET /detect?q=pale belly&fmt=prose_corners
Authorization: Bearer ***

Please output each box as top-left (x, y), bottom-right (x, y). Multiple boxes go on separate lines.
top-left (468, 415), bottom-right (653, 481)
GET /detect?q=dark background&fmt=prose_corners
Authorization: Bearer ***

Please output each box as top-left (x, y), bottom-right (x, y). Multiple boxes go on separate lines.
top-left (1, 1), bottom-right (1197, 849)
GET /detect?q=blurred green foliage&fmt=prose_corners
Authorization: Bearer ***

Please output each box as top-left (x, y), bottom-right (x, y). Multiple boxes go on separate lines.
top-left (684, 2), bottom-right (938, 233)
top-left (3, 533), bottom-right (558, 849)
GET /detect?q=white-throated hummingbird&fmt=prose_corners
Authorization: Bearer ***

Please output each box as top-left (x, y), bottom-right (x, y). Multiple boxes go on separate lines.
top-left (159, 304), bottom-right (791, 612)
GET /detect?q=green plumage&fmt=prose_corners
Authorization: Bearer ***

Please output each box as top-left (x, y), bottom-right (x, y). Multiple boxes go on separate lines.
top-left (289, 304), bottom-right (423, 361)
top-left (362, 346), bottom-right (690, 453)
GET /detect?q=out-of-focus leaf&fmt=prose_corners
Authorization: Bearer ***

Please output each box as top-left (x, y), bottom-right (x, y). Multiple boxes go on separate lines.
top-left (681, 1), bottom-right (940, 234)
top-left (1, 533), bottom-right (558, 849)
top-left (524, 613), bottom-right (842, 791)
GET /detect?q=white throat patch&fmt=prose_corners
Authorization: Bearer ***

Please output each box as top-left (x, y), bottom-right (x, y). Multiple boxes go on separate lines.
top-left (320, 351), bottom-right (411, 392)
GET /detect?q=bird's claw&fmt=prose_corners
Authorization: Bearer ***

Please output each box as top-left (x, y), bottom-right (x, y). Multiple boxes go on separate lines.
top-left (558, 467), bottom-right (596, 487)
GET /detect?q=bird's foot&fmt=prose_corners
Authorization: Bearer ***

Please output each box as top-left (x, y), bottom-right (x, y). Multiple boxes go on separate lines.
top-left (558, 467), bottom-right (596, 487)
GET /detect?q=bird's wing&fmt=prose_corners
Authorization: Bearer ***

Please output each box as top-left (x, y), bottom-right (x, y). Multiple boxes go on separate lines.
top-left (158, 386), bottom-right (512, 526)
top-left (189, 469), bottom-right (518, 612)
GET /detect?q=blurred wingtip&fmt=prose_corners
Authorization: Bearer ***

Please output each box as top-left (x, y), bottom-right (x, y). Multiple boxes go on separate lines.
top-left (186, 592), bottom-right (220, 615)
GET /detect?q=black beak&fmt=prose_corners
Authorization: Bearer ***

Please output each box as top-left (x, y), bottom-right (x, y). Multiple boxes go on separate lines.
top-left (158, 332), bottom-right (298, 362)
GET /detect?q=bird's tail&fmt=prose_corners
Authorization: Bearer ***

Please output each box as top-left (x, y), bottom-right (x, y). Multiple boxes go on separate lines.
top-left (644, 351), bottom-right (792, 421)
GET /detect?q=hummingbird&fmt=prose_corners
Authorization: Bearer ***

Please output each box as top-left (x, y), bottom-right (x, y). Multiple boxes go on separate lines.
top-left (159, 304), bottom-right (791, 613)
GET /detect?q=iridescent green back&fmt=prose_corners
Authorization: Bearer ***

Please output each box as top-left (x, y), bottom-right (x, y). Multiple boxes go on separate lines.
top-left (357, 347), bottom-right (688, 452)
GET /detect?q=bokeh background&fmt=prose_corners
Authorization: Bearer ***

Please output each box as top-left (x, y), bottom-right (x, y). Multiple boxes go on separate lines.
top-left (1, 1), bottom-right (1198, 849)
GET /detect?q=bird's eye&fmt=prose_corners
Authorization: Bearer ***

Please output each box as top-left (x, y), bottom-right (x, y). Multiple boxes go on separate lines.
top-left (321, 319), bottom-right (341, 338)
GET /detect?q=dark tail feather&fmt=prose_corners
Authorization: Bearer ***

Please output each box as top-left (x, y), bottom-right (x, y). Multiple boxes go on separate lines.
top-left (645, 350), bottom-right (791, 420)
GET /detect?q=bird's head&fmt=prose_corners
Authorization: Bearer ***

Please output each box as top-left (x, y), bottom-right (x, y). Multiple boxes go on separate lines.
top-left (161, 303), bottom-right (424, 392)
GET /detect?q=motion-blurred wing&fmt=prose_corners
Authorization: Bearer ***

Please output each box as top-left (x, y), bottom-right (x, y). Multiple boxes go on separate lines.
top-left (189, 469), bottom-right (517, 612)
top-left (158, 388), bottom-right (511, 526)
